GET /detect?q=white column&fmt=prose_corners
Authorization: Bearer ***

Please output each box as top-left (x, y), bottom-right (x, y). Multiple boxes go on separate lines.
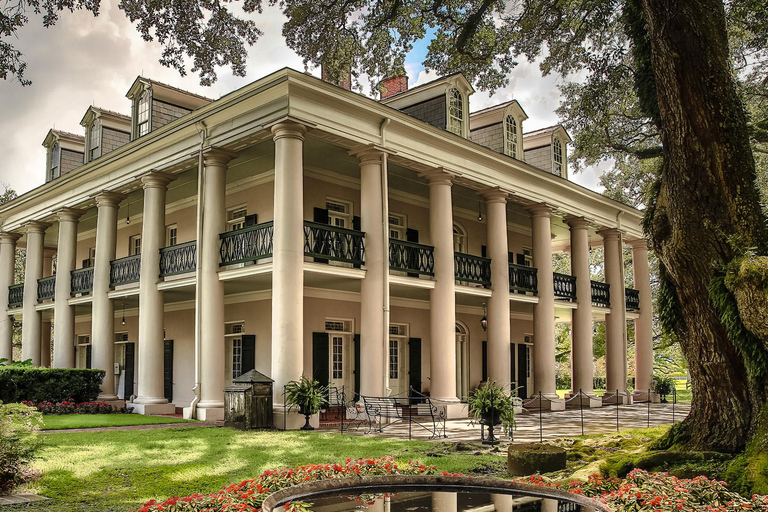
top-left (40, 251), bottom-right (54, 367)
top-left (22, 221), bottom-right (49, 365)
top-left (565, 216), bottom-right (594, 395)
top-left (198, 150), bottom-right (237, 421)
top-left (631, 239), bottom-right (654, 397)
top-left (355, 147), bottom-right (388, 397)
top-left (0, 233), bottom-right (21, 362)
top-left (431, 493), bottom-right (457, 512)
top-left (482, 189), bottom-right (510, 386)
top-left (134, 172), bottom-right (176, 414)
top-left (270, 122), bottom-right (306, 428)
top-left (92, 191), bottom-right (124, 401)
top-left (424, 170), bottom-right (458, 405)
top-left (53, 209), bottom-right (82, 369)
top-left (528, 204), bottom-right (561, 406)
top-left (599, 228), bottom-right (628, 402)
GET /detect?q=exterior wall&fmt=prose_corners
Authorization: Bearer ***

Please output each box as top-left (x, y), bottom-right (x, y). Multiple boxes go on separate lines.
top-left (60, 149), bottom-right (84, 176)
top-left (224, 299), bottom-right (272, 378)
top-left (102, 128), bottom-right (130, 155)
top-left (225, 181), bottom-right (275, 224)
top-left (524, 146), bottom-right (552, 174)
top-left (388, 197), bottom-right (431, 244)
top-left (77, 235), bottom-right (96, 267)
top-left (401, 96), bottom-right (447, 131)
top-left (151, 100), bottom-right (191, 131)
top-left (165, 204), bottom-right (197, 244)
top-left (304, 175), bottom-right (359, 221)
top-left (470, 123), bottom-right (504, 153)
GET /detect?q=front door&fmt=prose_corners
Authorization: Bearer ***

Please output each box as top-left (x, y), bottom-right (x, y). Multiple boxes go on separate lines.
top-left (329, 334), bottom-right (347, 390)
top-left (456, 323), bottom-right (469, 401)
top-left (164, 340), bottom-right (173, 403)
top-left (517, 343), bottom-right (529, 399)
top-left (388, 338), bottom-right (405, 396)
top-left (124, 342), bottom-right (135, 400)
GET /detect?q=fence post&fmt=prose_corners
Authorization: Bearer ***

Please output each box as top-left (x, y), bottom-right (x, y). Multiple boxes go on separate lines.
top-left (283, 384), bottom-right (287, 431)
top-left (647, 389), bottom-right (651, 428)
top-left (672, 386), bottom-right (676, 424)
top-left (616, 388), bottom-right (620, 432)
top-left (408, 387), bottom-right (413, 441)
top-left (579, 388), bottom-right (584, 436)
top-left (340, 385), bottom-right (345, 434)
top-left (539, 391), bottom-right (543, 443)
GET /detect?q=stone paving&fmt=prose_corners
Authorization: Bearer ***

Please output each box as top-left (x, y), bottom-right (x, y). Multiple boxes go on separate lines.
top-left (0, 493), bottom-right (50, 505)
top-left (318, 402), bottom-right (692, 442)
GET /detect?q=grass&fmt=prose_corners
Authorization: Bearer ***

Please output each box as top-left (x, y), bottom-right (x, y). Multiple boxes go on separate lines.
top-left (555, 381), bottom-right (693, 403)
top-left (41, 414), bottom-right (194, 430)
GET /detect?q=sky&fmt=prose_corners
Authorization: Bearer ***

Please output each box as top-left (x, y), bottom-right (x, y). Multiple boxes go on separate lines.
top-left (0, 0), bottom-right (605, 197)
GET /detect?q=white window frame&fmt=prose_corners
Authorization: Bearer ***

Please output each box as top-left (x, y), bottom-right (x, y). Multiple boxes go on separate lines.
top-left (388, 213), bottom-right (407, 240)
top-left (49, 142), bottom-right (61, 180)
top-left (453, 223), bottom-right (467, 253)
top-left (553, 137), bottom-right (564, 177)
top-left (504, 114), bottom-right (518, 159)
top-left (388, 323), bottom-right (408, 381)
top-left (447, 88), bottom-right (464, 136)
top-left (88, 118), bottom-right (101, 161)
top-left (129, 235), bottom-right (142, 256)
top-left (136, 89), bottom-right (152, 137)
top-left (227, 205), bottom-right (248, 232)
top-left (325, 198), bottom-right (353, 229)
top-left (522, 247), bottom-right (533, 267)
top-left (166, 224), bottom-right (178, 247)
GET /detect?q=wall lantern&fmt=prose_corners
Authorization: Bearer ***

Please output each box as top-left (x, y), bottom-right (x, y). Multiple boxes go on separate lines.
top-left (481, 303), bottom-right (488, 332)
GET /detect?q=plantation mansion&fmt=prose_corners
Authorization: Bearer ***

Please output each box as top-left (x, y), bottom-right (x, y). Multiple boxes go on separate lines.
top-left (0, 69), bottom-right (654, 425)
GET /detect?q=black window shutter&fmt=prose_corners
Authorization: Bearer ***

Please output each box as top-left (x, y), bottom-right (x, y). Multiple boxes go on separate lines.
top-left (517, 343), bottom-right (528, 399)
top-left (164, 340), bottom-right (173, 402)
top-left (482, 340), bottom-right (488, 382)
top-left (406, 228), bottom-right (419, 242)
top-left (313, 207), bottom-right (329, 224)
top-left (244, 214), bottom-right (258, 227)
top-left (354, 334), bottom-right (361, 396)
top-left (241, 335), bottom-right (256, 374)
top-left (408, 338), bottom-right (422, 397)
top-left (516, 253), bottom-right (526, 265)
top-left (481, 245), bottom-right (487, 258)
top-left (508, 252), bottom-right (514, 264)
top-left (86, 345), bottom-right (92, 369)
top-left (124, 343), bottom-right (135, 399)
top-left (352, 216), bottom-right (361, 231)
top-left (312, 332), bottom-right (330, 387)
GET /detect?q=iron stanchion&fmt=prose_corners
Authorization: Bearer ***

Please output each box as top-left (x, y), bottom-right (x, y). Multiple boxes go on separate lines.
top-left (672, 387), bottom-right (676, 423)
top-left (283, 385), bottom-right (287, 431)
top-left (408, 387), bottom-right (413, 441)
top-left (340, 385), bottom-right (345, 433)
top-left (579, 388), bottom-right (584, 436)
top-left (647, 388), bottom-right (651, 428)
top-left (539, 391), bottom-right (543, 443)
top-left (616, 388), bottom-right (620, 432)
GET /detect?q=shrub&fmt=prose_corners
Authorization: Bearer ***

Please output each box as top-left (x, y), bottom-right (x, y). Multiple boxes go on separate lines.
top-left (653, 375), bottom-right (676, 400)
top-left (0, 367), bottom-right (105, 403)
top-left (467, 381), bottom-right (516, 429)
top-left (21, 400), bottom-right (132, 415)
top-left (0, 402), bottom-right (42, 495)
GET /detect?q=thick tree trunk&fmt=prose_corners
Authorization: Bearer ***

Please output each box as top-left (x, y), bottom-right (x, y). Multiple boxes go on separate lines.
top-left (640, 0), bottom-right (768, 451)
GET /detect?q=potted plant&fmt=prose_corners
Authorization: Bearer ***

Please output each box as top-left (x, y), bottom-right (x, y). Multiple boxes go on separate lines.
top-left (653, 375), bottom-right (675, 403)
top-left (285, 377), bottom-right (329, 430)
top-left (467, 381), bottom-right (515, 444)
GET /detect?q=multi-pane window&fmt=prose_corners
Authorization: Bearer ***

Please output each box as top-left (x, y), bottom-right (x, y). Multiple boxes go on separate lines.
top-left (227, 207), bottom-right (247, 231)
top-left (50, 143), bottom-right (60, 179)
top-left (523, 247), bottom-right (533, 267)
top-left (129, 235), bottom-right (142, 256)
top-left (232, 338), bottom-right (243, 379)
top-left (448, 88), bottom-right (464, 136)
top-left (332, 337), bottom-right (343, 379)
top-left (453, 223), bottom-right (467, 253)
top-left (166, 225), bottom-right (178, 246)
top-left (389, 214), bottom-right (406, 240)
top-left (326, 199), bottom-right (352, 228)
top-left (89, 119), bottom-right (101, 161)
top-left (504, 115), bottom-right (517, 158)
top-left (137, 90), bottom-right (151, 137)
top-left (389, 340), bottom-right (399, 379)
top-left (553, 138), bottom-right (563, 177)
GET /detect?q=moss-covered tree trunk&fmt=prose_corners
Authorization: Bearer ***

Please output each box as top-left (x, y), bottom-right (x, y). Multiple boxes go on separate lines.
top-left (640, 0), bottom-right (768, 451)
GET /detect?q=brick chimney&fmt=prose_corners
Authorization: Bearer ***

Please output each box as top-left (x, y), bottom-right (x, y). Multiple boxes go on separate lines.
top-left (379, 74), bottom-right (408, 99)
top-left (321, 64), bottom-right (352, 91)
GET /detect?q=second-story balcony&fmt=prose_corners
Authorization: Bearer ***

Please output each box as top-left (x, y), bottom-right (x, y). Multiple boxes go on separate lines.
top-left (591, 280), bottom-right (611, 307)
top-left (220, 222), bottom-right (274, 266)
top-left (389, 239), bottom-right (434, 276)
top-left (160, 241), bottom-right (197, 277)
top-left (70, 267), bottom-right (94, 296)
top-left (454, 252), bottom-right (491, 287)
top-left (304, 221), bottom-right (365, 266)
top-left (626, 288), bottom-right (640, 311)
top-left (509, 263), bottom-right (538, 294)
top-left (553, 272), bottom-right (576, 300)
top-left (8, 284), bottom-right (23, 308)
top-left (110, 255), bottom-right (141, 286)
top-left (37, 275), bottom-right (56, 302)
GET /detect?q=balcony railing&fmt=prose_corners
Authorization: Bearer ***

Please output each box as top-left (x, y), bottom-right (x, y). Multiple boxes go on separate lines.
top-left (160, 241), bottom-right (197, 276)
top-left (509, 263), bottom-right (538, 294)
top-left (37, 275), bottom-right (56, 302)
top-left (8, 284), bottom-right (23, 308)
top-left (454, 252), bottom-right (491, 287)
top-left (70, 267), bottom-right (94, 296)
top-left (220, 222), bottom-right (274, 266)
top-left (553, 273), bottom-right (576, 300)
top-left (110, 255), bottom-right (141, 286)
top-left (389, 239), bottom-right (434, 276)
top-left (626, 288), bottom-right (640, 311)
top-left (591, 280), bottom-right (611, 307)
top-left (304, 221), bottom-right (365, 265)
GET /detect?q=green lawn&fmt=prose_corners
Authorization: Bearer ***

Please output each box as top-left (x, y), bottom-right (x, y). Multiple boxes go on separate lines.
top-left (42, 414), bottom-right (194, 430)
top-left (9, 427), bottom-right (507, 512)
top-left (555, 381), bottom-right (692, 403)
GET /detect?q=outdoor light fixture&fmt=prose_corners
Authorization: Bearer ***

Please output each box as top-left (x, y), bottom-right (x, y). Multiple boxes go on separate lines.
top-left (121, 304), bottom-right (126, 326)
top-left (477, 200), bottom-right (483, 222)
top-left (125, 202), bottom-right (130, 225)
top-left (481, 303), bottom-right (488, 332)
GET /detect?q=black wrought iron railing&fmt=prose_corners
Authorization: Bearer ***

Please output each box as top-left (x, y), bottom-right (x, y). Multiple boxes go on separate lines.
top-left (553, 272), bottom-right (577, 300)
top-left (454, 252), bottom-right (491, 287)
top-left (389, 239), bottom-right (434, 276)
top-left (70, 267), bottom-right (93, 296)
top-left (509, 263), bottom-right (538, 293)
top-left (591, 280), bottom-right (611, 307)
top-left (110, 255), bottom-right (141, 286)
top-left (160, 241), bottom-right (197, 276)
top-left (37, 275), bottom-right (56, 302)
top-left (8, 284), bottom-right (23, 307)
top-left (220, 222), bottom-right (274, 266)
top-left (626, 288), bottom-right (640, 311)
top-left (304, 221), bottom-right (365, 265)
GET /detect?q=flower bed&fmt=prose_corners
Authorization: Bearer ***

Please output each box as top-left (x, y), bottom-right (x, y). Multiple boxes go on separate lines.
top-left (21, 400), bottom-right (132, 415)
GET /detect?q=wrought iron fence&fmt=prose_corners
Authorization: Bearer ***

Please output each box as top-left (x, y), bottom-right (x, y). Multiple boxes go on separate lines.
top-left (8, 284), bottom-right (23, 307)
top-left (303, 221), bottom-right (365, 265)
top-left (110, 255), bottom-right (141, 286)
top-left (591, 280), bottom-right (611, 306)
top-left (553, 272), bottom-right (576, 300)
top-left (70, 267), bottom-right (93, 295)
top-left (454, 252), bottom-right (491, 287)
top-left (37, 275), bottom-right (56, 302)
top-left (509, 263), bottom-right (538, 293)
top-left (389, 239), bottom-right (434, 276)
top-left (219, 222), bottom-right (274, 266)
top-left (160, 241), bottom-right (197, 276)
top-left (625, 288), bottom-right (640, 311)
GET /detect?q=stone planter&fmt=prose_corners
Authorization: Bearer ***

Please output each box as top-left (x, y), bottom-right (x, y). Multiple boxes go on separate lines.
top-left (507, 443), bottom-right (567, 476)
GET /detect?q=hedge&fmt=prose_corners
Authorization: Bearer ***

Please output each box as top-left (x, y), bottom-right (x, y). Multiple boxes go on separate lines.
top-left (0, 367), bottom-right (105, 403)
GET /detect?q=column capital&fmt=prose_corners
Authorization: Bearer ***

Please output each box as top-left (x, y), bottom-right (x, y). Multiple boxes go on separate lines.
top-left (419, 168), bottom-right (455, 186)
top-left (627, 237), bottom-right (650, 250)
top-left (597, 227), bottom-right (623, 241)
top-left (0, 232), bottom-right (22, 244)
top-left (348, 144), bottom-right (395, 165)
top-left (563, 215), bottom-right (591, 230)
top-left (25, 221), bottom-right (51, 235)
top-left (527, 203), bottom-right (556, 218)
top-left (270, 121), bottom-right (307, 142)
top-left (94, 191), bottom-right (126, 208)
top-left (202, 147), bottom-right (238, 166)
top-left (479, 187), bottom-right (509, 204)
top-left (55, 208), bottom-right (84, 223)
top-left (139, 170), bottom-right (176, 189)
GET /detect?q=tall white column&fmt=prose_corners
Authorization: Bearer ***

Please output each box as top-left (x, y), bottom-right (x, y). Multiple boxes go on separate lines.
top-left (565, 217), bottom-right (594, 395)
top-left (424, 170), bottom-right (458, 405)
top-left (431, 493), bottom-right (457, 512)
top-left (198, 149), bottom-right (237, 421)
top-left (270, 122), bottom-right (306, 428)
top-left (599, 228), bottom-right (628, 402)
top-left (134, 172), bottom-right (176, 414)
top-left (0, 233), bottom-right (21, 362)
top-left (355, 147), bottom-right (388, 397)
top-left (92, 191), bottom-right (124, 400)
top-left (482, 189), bottom-right (511, 386)
top-left (40, 251), bottom-right (54, 367)
top-left (22, 221), bottom-right (49, 365)
top-left (53, 209), bottom-right (82, 369)
top-left (631, 239), bottom-right (654, 397)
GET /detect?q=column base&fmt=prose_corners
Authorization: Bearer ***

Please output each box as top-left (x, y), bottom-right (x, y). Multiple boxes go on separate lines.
top-left (101, 399), bottom-right (127, 410)
top-left (603, 392), bottom-right (633, 405)
top-left (564, 393), bottom-right (602, 408)
top-left (632, 390), bottom-right (660, 403)
top-left (192, 407), bottom-right (224, 422)
top-left (428, 398), bottom-right (468, 419)
top-left (131, 402), bottom-right (176, 415)
top-left (273, 407), bottom-right (319, 430)
top-left (98, 393), bottom-right (119, 402)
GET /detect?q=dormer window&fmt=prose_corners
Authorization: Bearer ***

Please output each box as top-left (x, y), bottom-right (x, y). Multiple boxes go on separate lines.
top-left (504, 115), bottom-right (518, 158)
top-left (88, 119), bottom-right (101, 161)
top-left (448, 88), bottom-right (464, 136)
top-left (137, 90), bottom-right (151, 137)
top-left (50, 143), bottom-right (60, 180)
top-left (553, 138), bottom-right (563, 177)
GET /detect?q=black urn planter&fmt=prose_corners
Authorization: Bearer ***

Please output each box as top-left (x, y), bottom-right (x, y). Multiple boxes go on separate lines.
top-left (299, 407), bottom-right (314, 430)
top-left (479, 410), bottom-right (502, 445)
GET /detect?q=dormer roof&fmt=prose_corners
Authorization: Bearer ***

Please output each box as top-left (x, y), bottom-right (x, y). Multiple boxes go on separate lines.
top-left (79, 106), bottom-right (131, 128)
top-left (523, 124), bottom-right (572, 150)
top-left (125, 76), bottom-right (212, 110)
top-left (470, 100), bottom-right (529, 130)
top-left (42, 129), bottom-right (85, 149)
top-left (381, 72), bottom-right (474, 109)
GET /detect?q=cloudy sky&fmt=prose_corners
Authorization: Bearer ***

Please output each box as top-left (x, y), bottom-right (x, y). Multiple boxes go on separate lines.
top-left (0, 0), bottom-right (604, 196)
